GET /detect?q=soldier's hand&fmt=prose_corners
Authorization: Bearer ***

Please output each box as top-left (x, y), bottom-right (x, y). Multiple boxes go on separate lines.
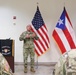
top-left (32, 33), bottom-right (36, 38)
top-left (26, 34), bottom-right (30, 38)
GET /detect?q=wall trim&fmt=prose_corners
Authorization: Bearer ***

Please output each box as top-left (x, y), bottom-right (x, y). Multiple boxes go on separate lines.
top-left (15, 62), bottom-right (57, 66)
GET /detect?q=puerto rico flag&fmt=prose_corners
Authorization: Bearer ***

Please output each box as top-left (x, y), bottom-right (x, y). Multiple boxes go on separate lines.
top-left (52, 7), bottom-right (76, 54)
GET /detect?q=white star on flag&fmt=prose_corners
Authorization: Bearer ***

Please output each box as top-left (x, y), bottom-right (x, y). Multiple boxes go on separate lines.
top-left (52, 7), bottom-right (76, 54)
top-left (58, 19), bottom-right (64, 25)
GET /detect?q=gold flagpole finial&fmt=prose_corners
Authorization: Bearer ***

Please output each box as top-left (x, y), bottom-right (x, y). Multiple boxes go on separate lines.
top-left (37, 2), bottom-right (39, 6)
top-left (64, 2), bottom-right (65, 7)
top-left (63, 1), bottom-right (65, 10)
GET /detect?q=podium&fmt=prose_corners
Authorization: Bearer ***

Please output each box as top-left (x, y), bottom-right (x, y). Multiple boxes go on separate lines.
top-left (0, 39), bottom-right (14, 73)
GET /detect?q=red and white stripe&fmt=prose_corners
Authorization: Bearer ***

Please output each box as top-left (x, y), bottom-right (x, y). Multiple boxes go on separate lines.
top-left (31, 24), bottom-right (50, 56)
top-left (52, 12), bottom-right (76, 54)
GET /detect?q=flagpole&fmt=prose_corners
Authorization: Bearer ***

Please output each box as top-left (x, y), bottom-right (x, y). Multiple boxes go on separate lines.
top-left (37, 2), bottom-right (39, 5)
top-left (37, 2), bottom-right (39, 7)
top-left (35, 2), bottom-right (39, 69)
top-left (36, 55), bottom-right (38, 69)
top-left (63, 1), bottom-right (65, 8)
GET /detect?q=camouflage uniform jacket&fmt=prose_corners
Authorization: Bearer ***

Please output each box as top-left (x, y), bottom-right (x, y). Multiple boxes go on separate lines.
top-left (19, 31), bottom-right (39, 48)
top-left (0, 53), bottom-right (13, 75)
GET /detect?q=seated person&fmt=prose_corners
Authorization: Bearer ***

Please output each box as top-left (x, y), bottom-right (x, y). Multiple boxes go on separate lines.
top-left (54, 49), bottom-right (76, 75)
top-left (0, 53), bottom-right (13, 75)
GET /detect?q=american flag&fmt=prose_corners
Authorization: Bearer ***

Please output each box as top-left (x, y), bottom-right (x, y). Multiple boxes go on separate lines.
top-left (31, 6), bottom-right (50, 56)
top-left (52, 7), bottom-right (76, 54)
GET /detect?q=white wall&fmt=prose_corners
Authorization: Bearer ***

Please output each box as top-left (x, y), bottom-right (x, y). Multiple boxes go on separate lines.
top-left (0, 0), bottom-right (76, 63)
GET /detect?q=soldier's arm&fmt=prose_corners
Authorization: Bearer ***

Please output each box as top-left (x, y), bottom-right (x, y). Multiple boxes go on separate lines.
top-left (19, 32), bottom-right (26, 41)
top-left (33, 33), bottom-right (39, 40)
top-left (34, 34), bottom-right (39, 40)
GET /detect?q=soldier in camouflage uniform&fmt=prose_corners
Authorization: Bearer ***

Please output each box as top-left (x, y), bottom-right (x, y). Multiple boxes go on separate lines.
top-left (54, 49), bottom-right (76, 75)
top-left (0, 53), bottom-right (13, 75)
top-left (19, 25), bottom-right (39, 73)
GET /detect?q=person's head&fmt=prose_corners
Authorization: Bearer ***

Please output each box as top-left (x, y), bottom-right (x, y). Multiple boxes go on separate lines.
top-left (26, 24), bottom-right (32, 31)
